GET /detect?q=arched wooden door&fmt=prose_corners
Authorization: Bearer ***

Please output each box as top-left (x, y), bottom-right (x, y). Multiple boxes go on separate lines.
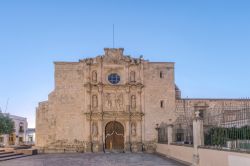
top-left (105, 121), bottom-right (124, 150)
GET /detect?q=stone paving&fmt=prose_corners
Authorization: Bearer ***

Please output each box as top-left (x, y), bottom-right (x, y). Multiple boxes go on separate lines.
top-left (0, 153), bottom-right (186, 166)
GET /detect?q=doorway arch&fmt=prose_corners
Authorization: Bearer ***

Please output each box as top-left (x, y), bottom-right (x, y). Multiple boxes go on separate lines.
top-left (105, 121), bottom-right (124, 150)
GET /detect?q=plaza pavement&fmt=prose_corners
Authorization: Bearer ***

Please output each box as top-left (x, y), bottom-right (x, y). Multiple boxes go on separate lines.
top-left (0, 153), bottom-right (187, 166)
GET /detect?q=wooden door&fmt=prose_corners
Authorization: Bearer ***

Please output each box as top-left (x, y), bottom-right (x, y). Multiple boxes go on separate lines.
top-left (105, 121), bottom-right (124, 150)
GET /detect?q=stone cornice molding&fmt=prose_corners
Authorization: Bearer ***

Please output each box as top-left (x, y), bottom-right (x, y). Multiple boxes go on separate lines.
top-left (85, 111), bottom-right (144, 120)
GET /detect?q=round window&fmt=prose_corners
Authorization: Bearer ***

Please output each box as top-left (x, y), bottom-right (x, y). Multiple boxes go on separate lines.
top-left (108, 73), bottom-right (120, 84)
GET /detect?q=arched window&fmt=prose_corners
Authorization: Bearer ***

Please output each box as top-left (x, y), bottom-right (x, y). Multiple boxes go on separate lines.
top-left (130, 71), bottom-right (136, 82)
top-left (92, 95), bottom-right (98, 108)
top-left (160, 71), bottom-right (164, 78)
top-left (92, 71), bottom-right (97, 82)
top-left (131, 95), bottom-right (136, 109)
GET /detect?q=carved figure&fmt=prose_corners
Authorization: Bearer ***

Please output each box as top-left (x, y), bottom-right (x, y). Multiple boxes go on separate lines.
top-left (131, 95), bottom-right (136, 109)
top-left (92, 122), bottom-right (98, 137)
top-left (105, 93), bottom-right (112, 109)
top-left (92, 95), bottom-right (98, 108)
top-left (116, 93), bottom-right (123, 110)
top-left (130, 71), bottom-right (136, 82)
top-left (92, 71), bottom-right (97, 82)
top-left (131, 122), bottom-right (136, 136)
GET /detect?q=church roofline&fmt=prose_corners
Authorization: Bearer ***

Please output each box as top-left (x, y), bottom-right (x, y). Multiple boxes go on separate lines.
top-left (54, 62), bottom-right (79, 65)
top-left (178, 98), bottom-right (250, 101)
top-left (149, 62), bottom-right (175, 64)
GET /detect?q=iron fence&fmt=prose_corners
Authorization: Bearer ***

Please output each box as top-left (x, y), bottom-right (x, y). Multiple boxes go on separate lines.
top-left (174, 100), bottom-right (194, 144)
top-left (158, 123), bottom-right (168, 144)
top-left (204, 100), bottom-right (250, 151)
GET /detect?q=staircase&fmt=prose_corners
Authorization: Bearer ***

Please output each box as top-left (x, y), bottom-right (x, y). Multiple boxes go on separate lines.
top-left (0, 149), bottom-right (30, 162)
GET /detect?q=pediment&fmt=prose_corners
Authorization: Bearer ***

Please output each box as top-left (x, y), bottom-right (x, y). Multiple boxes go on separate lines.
top-left (102, 48), bottom-right (129, 64)
top-left (80, 48), bottom-right (144, 65)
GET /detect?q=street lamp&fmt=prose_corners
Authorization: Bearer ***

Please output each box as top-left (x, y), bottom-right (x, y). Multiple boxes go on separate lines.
top-left (155, 124), bottom-right (160, 143)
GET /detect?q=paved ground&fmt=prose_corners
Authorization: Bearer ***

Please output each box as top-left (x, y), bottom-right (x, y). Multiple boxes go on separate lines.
top-left (0, 153), bottom-right (186, 166)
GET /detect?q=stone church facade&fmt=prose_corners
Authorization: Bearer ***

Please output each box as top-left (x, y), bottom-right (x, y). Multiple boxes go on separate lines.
top-left (36, 48), bottom-right (250, 153)
top-left (36, 48), bottom-right (176, 153)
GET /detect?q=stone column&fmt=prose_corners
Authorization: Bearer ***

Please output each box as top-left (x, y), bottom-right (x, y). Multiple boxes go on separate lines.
top-left (137, 120), bottom-right (143, 152)
top-left (192, 111), bottom-right (204, 166)
top-left (125, 121), bottom-right (131, 152)
top-left (167, 124), bottom-right (173, 145)
top-left (91, 120), bottom-right (102, 153)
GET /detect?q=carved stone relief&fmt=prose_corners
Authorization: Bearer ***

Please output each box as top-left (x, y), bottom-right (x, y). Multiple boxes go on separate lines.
top-left (116, 93), bottom-right (123, 110)
top-left (104, 93), bottom-right (124, 111)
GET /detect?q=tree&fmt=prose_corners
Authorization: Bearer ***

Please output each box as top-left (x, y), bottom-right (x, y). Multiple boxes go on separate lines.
top-left (0, 112), bottom-right (15, 135)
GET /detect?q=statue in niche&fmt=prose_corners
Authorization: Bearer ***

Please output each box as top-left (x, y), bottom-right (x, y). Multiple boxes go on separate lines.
top-left (116, 93), bottom-right (123, 110)
top-left (130, 71), bottom-right (136, 82)
top-left (92, 95), bottom-right (98, 108)
top-left (92, 122), bottom-right (98, 137)
top-left (105, 93), bottom-right (112, 109)
top-left (92, 71), bottom-right (97, 83)
top-left (131, 95), bottom-right (136, 109)
top-left (131, 122), bottom-right (136, 136)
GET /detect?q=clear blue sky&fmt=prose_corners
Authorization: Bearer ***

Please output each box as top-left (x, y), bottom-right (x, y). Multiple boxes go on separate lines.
top-left (0, 0), bottom-right (250, 128)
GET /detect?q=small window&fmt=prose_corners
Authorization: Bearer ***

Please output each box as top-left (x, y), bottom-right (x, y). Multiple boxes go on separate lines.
top-left (19, 122), bottom-right (24, 133)
top-left (160, 100), bottom-right (164, 108)
top-left (160, 71), bottom-right (164, 78)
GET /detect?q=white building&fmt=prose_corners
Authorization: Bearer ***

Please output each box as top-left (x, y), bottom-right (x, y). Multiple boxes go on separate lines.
top-left (0, 113), bottom-right (28, 146)
top-left (25, 128), bottom-right (36, 145)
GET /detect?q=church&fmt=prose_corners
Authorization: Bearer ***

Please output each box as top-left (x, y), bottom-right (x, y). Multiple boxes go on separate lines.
top-left (36, 48), bottom-right (176, 153)
top-left (36, 48), bottom-right (248, 153)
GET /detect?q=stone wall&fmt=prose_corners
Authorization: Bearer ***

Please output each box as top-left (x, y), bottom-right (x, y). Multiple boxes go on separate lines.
top-left (143, 62), bottom-right (176, 144)
top-left (156, 143), bottom-right (250, 166)
top-left (156, 143), bottom-right (193, 165)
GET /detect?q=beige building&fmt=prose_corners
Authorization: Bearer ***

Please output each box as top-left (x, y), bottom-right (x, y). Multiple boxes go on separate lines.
top-left (36, 48), bottom-right (249, 153)
top-left (0, 113), bottom-right (28, 146)
top-left (36, 48), bottom-right (176, 152)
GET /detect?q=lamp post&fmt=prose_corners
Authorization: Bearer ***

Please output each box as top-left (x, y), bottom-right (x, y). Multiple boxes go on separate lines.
top-left (155, 124), bottom-right (160, 143)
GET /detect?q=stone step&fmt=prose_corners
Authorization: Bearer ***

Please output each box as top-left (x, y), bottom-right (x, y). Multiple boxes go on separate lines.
top-left (0, 151), bottom-right (14, 155)
top-left (0, 152), bottom-right (20, 158)
top-left (0, 154), bottom-right (30, 162)
top-left (105, 150), bottom-right (125, 153)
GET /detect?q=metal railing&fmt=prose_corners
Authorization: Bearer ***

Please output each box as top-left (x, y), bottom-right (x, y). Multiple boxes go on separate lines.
top-left (204, 101), bottom-right (250, 151)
